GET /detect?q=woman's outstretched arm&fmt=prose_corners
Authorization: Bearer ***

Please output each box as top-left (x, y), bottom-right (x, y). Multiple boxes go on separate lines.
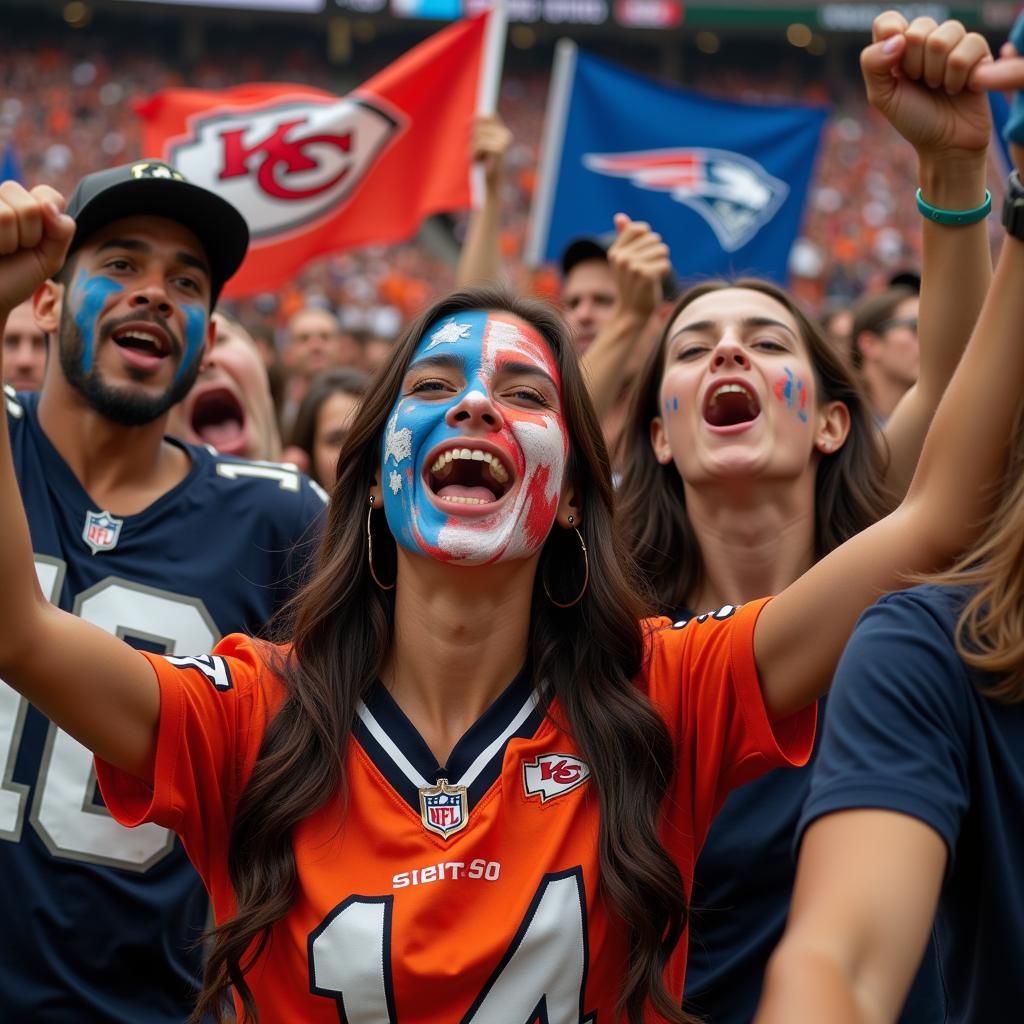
top-left (879, 15), bottom-right (994, 497)
top-left (0, 182), bottom-right (159, 778)
top-left (754, 18), bottom-right (1024, 718)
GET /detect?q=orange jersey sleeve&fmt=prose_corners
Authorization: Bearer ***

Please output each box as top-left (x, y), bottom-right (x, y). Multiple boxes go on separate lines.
top-left (642, 599), bottom-right (816, 866)
top-left (95, 634), bottom-right (283, 884)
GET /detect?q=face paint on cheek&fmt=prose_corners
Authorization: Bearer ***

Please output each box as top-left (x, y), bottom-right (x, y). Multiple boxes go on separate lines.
top-left (381, 309), bottom-right (569, 567)
top-left (176, 303), bottom-right (208, 382)
top-left (772, 368), bottom-right (809, 423)
top-left (381, 399), bottom-right (435, 554)
top-left (70, 270), bottom-right (123, 374)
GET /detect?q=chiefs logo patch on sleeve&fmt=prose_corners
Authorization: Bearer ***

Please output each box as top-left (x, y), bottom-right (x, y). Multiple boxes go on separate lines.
top-left (522, 753), bottom-right (591, 803)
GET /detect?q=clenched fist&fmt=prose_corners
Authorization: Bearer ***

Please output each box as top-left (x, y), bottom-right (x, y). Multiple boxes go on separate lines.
top-left (0, 182), bottom-right (76, 317)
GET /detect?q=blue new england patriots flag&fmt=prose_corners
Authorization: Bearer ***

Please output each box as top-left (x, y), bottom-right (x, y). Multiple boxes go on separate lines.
top-left (527, 42), bottom-right (829, 284)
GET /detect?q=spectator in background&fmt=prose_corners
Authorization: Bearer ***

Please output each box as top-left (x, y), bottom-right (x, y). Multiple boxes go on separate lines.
top-left (245, 319), bottom-right (287, 429)
top-left (850, 285), bottom-right (920, 425)
top-left (821, 302), bottom-right (854, 364)
top-left (361, 332), bottom-right (396, 377)
top-left (283, 367), bottom-right (368, 489)
top-left (281, 306), bottom-right (361, 429)
top-left (2, 298), bottom-right (47, 392)
top-left (561, 217), bottom-right (674, 457)
top-left (561, 235), bottom-right (619, 354)
top-left (167, 311), bottom-right (283, 462)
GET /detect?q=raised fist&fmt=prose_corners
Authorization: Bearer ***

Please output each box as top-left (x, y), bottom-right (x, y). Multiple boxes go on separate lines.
top-left (861, 13), bottom-right (993, 160)
top-left (0, 182), bottom-right (75, 316)
top-left (607, 212), bottom-right (672, 323)
top-left (469, 114), bottom-right (513, 194)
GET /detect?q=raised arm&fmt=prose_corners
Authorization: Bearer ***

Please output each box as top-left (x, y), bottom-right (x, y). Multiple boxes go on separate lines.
top-left (455, 114), bottom-right (512, 287)
top-left (0, 182), bottom-right (159, 778)
top-left (756, 811), bottom-right (946, 1024)
top-left (753, 20), bottom-right (1024, 718)
top-left (580, 213), bottom-right (671, 420)
top-left (874, 14), bottom-right (994, 498)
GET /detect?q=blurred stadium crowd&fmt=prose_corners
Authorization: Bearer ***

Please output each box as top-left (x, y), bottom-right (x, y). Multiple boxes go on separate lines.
top-left (2, 17), bottom-right (1006, 344)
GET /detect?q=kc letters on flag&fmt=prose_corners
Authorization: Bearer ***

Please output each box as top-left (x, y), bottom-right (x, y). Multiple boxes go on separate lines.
top-left (136, 11), bottom-right (500, 297)
top-left (528, 43), bottom-right (829, 284)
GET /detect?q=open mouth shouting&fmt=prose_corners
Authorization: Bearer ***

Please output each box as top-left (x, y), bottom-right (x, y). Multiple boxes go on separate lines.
top-left (424, 440), bottom-right (515, 513)
top-left (189, 385), bottom-right (248, 456)
top-left (110, 320), bottom-right (173, 373)
top-left (703, 380), bottom-right (762, 432)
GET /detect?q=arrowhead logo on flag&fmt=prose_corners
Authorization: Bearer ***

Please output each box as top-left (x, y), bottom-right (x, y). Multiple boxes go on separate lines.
top-left (137, 11), bottom-right (500, 297)
top-left (528, 43), bottom-right (828, 284)
top-left (169, 96), bottom-right (402, 240)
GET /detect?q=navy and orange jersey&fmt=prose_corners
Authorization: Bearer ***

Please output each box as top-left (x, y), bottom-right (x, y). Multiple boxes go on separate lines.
top-left (97, 599), bottom-right (815, 1022)
top-left (2, 388), bottom-right (326, 1022)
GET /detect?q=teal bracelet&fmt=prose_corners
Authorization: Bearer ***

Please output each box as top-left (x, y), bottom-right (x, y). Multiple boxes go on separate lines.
top-left (916, 188), bottom-right (992, 226)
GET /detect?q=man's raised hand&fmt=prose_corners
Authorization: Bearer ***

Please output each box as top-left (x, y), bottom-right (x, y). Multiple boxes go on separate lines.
top-left (607, 212), bottom-right (671, 325)
top-left (0, 182), bottom-right (75, 317)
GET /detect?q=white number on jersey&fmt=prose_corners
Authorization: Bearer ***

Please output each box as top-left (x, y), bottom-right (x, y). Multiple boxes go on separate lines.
top-left (309, 868), bottom-right (596, 1023)
top-left (0, 558), bottom-right (219, 871)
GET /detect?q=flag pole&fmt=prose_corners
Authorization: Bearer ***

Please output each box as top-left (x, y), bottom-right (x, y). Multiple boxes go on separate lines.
top-left (471, 0), bottom-right (508, 208)
top-left (524, 37), bottom-right (577, 265)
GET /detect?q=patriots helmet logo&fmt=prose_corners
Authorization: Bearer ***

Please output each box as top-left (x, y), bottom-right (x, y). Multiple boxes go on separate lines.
top-left (583, 147), bottom-right (789, 252)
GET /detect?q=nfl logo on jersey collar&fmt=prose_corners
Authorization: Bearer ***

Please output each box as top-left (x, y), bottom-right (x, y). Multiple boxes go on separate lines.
top-left (419, 778), bottom-right (469, 839)
top-left (82, 509), bottom-right (124, 555)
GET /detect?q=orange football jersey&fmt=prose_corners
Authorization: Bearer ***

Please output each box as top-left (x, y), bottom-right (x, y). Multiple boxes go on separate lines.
top-left (97, 598), bottom-right (814, 1022)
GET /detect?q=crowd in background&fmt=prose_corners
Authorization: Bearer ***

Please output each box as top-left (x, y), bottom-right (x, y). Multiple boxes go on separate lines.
top-left (3, 23), bottom-right (1006, 339)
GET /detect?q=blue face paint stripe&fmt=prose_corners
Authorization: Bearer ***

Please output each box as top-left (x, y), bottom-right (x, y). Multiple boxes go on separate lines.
top-left (71, 270), bottom-right (123, 375)
top-left (177, 303), bottom-right (207, 382)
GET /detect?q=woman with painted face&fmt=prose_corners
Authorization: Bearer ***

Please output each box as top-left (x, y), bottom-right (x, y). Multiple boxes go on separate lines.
top-left (616, 15), bottom-right (1000, 1024)
top-left (2, 44), bottom-right (1024, 1024)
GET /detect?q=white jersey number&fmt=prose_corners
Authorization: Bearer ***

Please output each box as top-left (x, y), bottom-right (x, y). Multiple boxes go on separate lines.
top-left (309, 868), bottom-right (595, 1023)
top-left (0, 558), bottom-right (219, 871)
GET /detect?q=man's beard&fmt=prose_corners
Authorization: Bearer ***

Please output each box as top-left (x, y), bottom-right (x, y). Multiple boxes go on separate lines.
top-left (59, 307), bottom-right (201, 427)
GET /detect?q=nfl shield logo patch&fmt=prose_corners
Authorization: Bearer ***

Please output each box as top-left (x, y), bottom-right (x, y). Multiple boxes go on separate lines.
top-left (82, 510), bottom-right (124, 555)
top-left (418, 778), bottom-right (468, 840)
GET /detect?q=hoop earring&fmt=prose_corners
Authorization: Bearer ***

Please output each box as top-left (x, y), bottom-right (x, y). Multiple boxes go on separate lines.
top-left (367, 496), bottom-right (395, 591)
top-left (543, 526), bottom-right (589, 609)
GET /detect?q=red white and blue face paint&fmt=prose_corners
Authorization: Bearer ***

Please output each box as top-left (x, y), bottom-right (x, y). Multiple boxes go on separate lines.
top-left (381, 310), bottom-right (568, 566)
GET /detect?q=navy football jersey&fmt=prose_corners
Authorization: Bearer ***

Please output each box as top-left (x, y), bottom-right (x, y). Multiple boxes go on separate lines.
top-left (0, 388), bottom-right (326, 1022)
top-left (677, 608), bottom-right (943, 1024)
top-left (801, 583), bottom-right (1024, 1024)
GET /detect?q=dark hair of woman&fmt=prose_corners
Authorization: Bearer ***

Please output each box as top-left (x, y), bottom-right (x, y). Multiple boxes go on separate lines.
top-left (616, 278), bottom-right (893, 613)
top-left (193, 285), bottom-right (698, 1024)
top-left (286, 366), bottom-right (370, 485)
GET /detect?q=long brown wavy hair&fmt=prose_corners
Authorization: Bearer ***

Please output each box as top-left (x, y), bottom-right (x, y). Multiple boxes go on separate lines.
top-left (193, 286), bottom-right (698, 1024)
top-left (617, 278), bottom-right (893, 612)
top-left (928, 406), bottom-right (1024, 701)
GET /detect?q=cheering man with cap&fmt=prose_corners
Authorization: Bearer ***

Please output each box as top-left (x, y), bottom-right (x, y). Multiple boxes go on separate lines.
top-left (561, 213), bottom-right (674, 453)
top-left (0, 162), bottom-right (326, 1021)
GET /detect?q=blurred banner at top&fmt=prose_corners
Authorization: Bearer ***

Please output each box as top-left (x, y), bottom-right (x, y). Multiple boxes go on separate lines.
top-left (527, 42), bottom-right (829, 284)
top-left (136, 8), bottom-right (505, 298)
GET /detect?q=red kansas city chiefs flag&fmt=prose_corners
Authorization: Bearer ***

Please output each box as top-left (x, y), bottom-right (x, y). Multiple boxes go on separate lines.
top-left (137, 12), bottom-right (496, 297)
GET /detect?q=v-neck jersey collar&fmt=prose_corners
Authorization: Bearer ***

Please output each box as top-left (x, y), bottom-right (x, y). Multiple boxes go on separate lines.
top-left (21, 391), bottom-right (206, 526)
top-left (353, 663), bottom-right (547, 815)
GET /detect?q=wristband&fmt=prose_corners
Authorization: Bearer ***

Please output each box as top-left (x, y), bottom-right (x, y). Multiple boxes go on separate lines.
top-left (916, 188), bottom-right (992, 226)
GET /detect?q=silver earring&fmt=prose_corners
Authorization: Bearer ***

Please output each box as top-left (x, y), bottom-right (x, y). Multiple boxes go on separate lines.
top-left (367, 495), bottom-right (395, 591)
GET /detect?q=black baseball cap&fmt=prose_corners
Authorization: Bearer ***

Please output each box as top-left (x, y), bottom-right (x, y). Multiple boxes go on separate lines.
top-left (65, 159), bottom-right (249, 303)
top-left (560, 232), bottom-right (679, 301)
top-left (560, 235), bottom-right (614, 278)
